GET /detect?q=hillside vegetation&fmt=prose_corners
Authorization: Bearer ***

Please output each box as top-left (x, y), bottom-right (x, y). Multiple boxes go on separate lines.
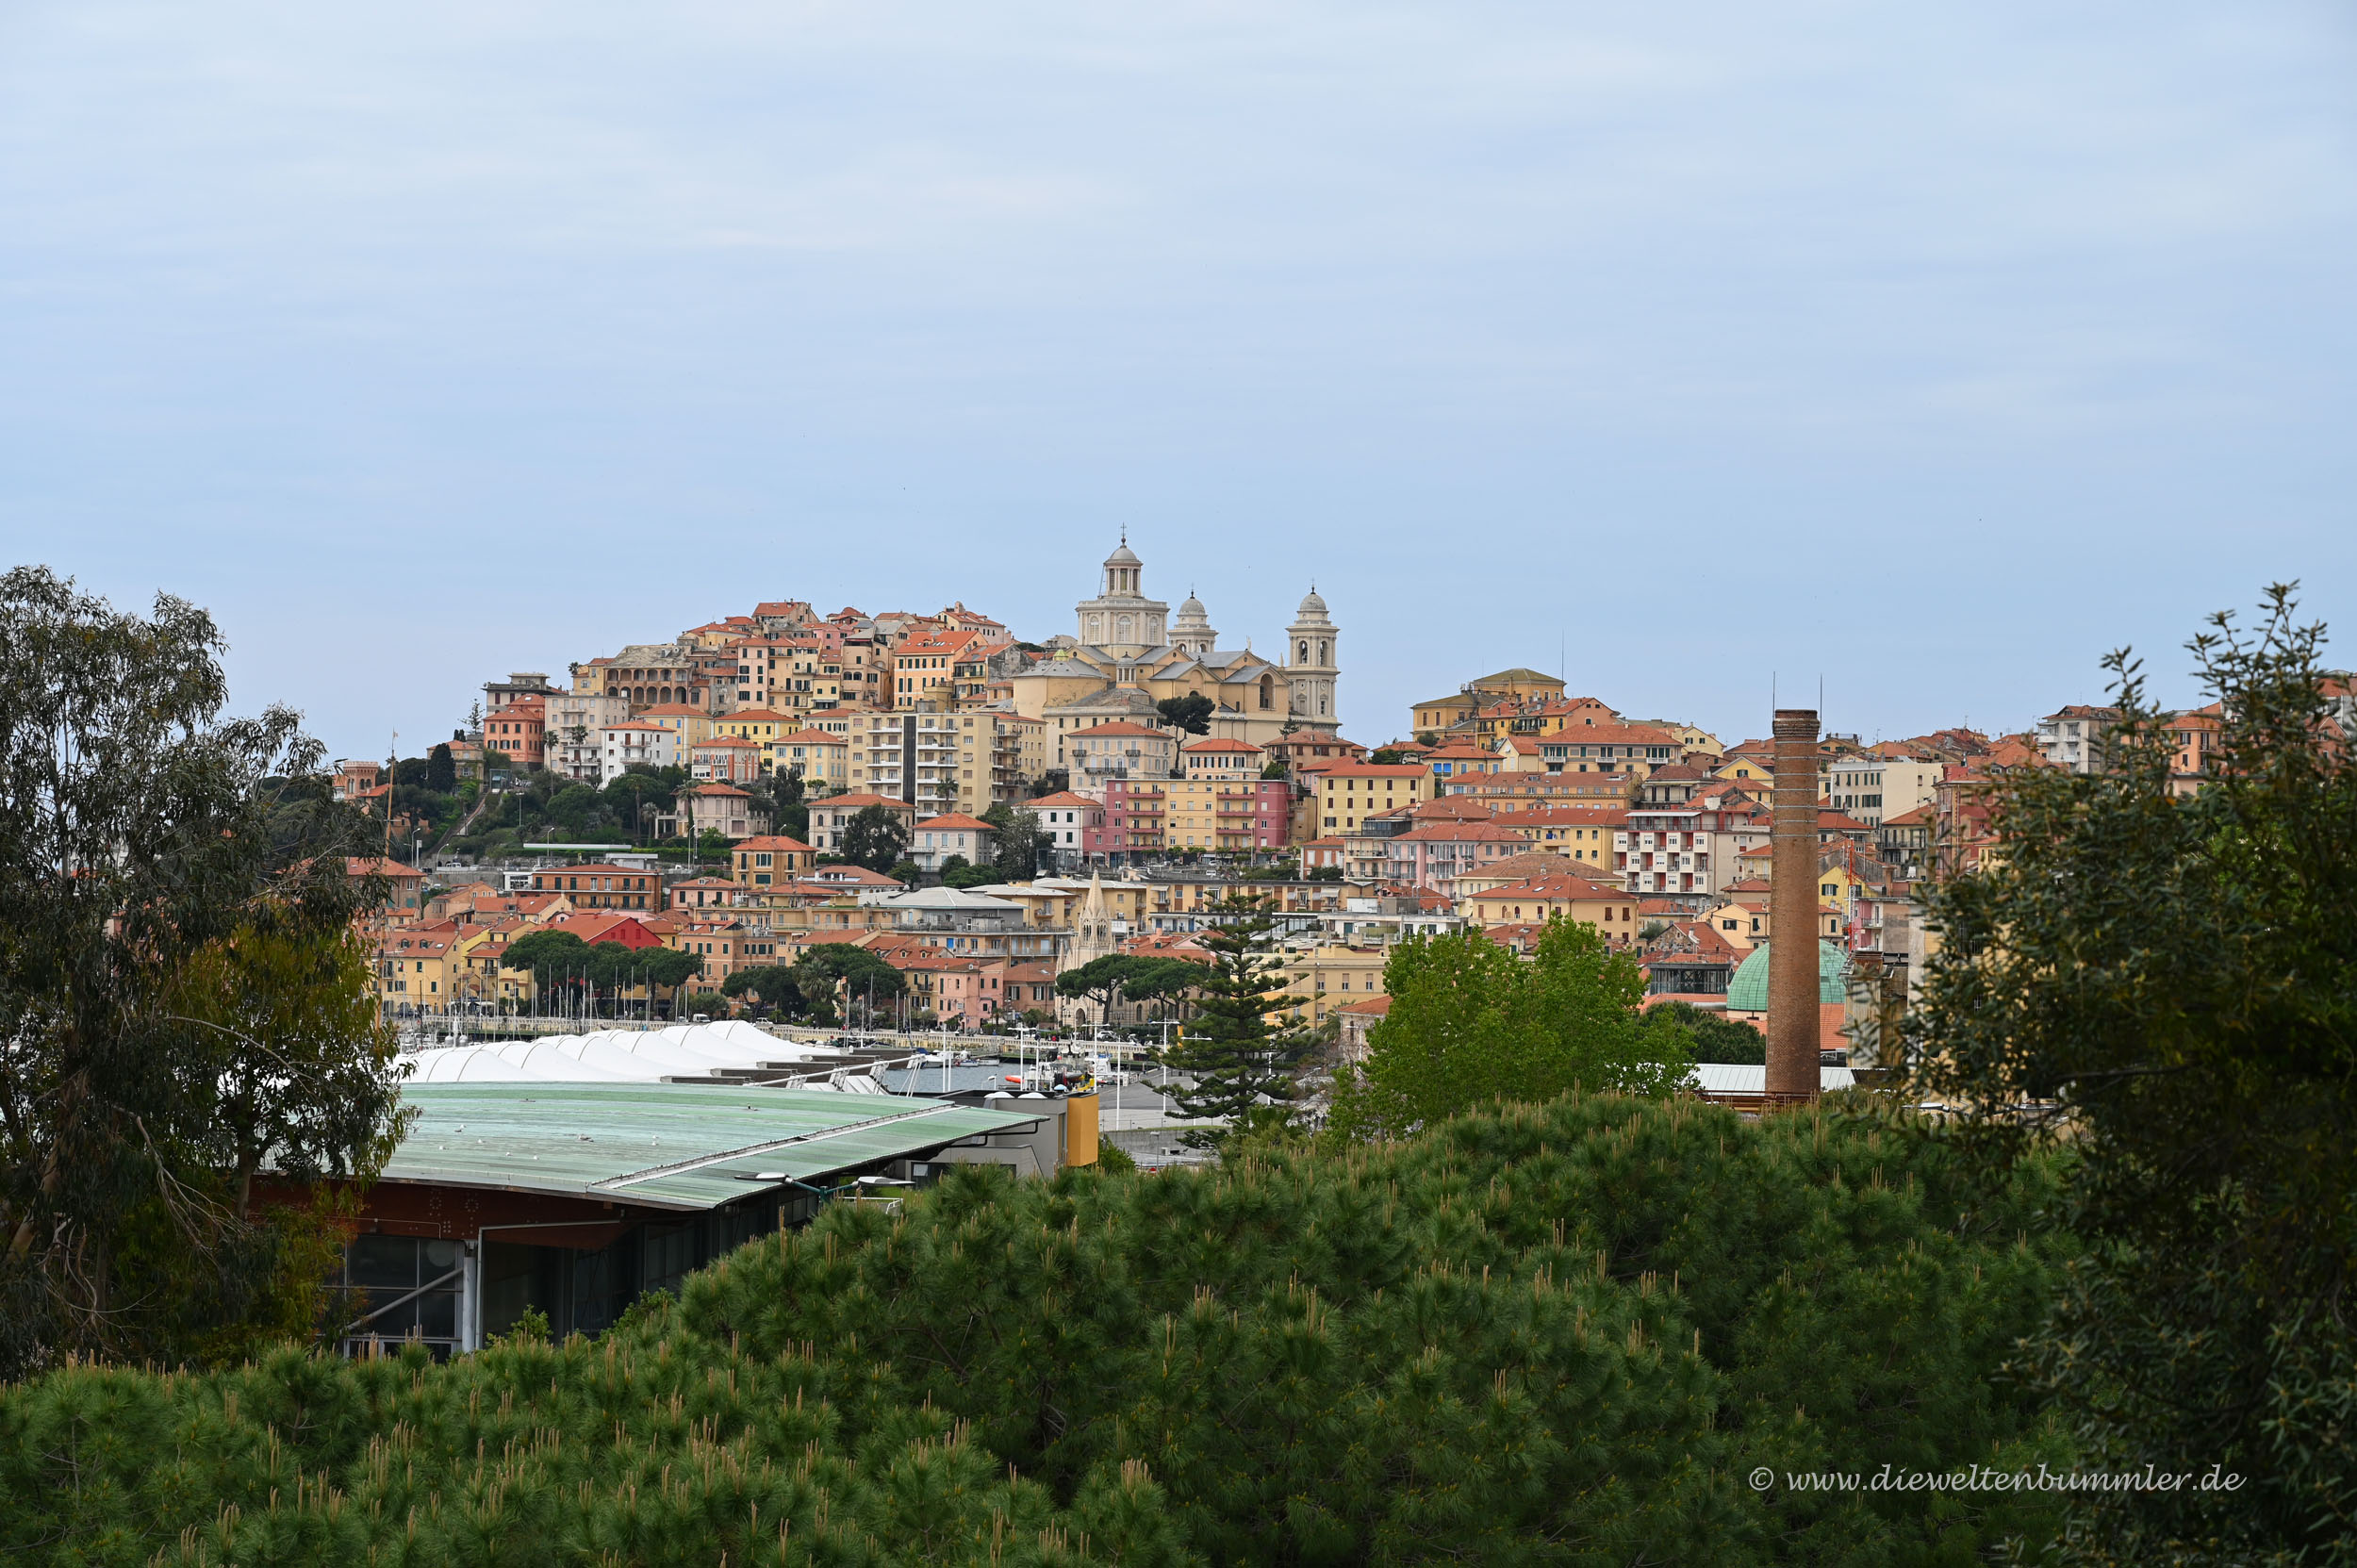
top-left (3, 1094), bottom-right (2071, 1566)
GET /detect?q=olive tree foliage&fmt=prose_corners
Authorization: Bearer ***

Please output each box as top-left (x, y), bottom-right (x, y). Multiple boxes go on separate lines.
top-left (0, 568), bottom-right (405, 1375)
top-left (1329, 918), bottom-right (1694, 1141)
top-left (1902, 586), bottom-right (2357, 1564)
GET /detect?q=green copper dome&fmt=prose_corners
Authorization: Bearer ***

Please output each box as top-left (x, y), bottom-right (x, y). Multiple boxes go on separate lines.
top-left (1724, 940), bottom-right (1849, 1013)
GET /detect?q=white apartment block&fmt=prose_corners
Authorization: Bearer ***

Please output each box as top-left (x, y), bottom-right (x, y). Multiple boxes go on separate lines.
top-left (547, 691), bottom-right (630, 781)
top-left (1823, 757), bottom-right (1941, 827)
top-left (597, 721), bottom-right (678, 784)
top-left (2036, 706), bottom-right (2118, 775)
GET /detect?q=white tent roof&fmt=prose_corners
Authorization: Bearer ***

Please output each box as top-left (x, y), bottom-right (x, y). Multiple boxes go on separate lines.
top-left (1691, 1064), bottom-right (1857, 1095)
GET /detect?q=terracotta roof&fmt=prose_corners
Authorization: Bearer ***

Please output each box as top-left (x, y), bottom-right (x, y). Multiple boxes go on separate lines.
top-left (345, 856), bottom-right (423, 878)
top-left (772, 728), bottom-right (848, 746)
top-left (1468, 873), bottom-right (1624, 901)
top-left (1020, 791), bottom-right (1100, 809)
top-left (734, 834), bottom-right (815, 853)
top-left (913, 814), bottom-right (996, 832)
top-left (1180, 737), bottom-right (1261, 753)
top-left (1880, 804), bottom-right (1935, 828)
top-left (810, 792), bottom-right (915, 811)
top-left (695, 735), bottom-right (760, 748)
top-left (1408, 798), bottom-right (1497, 821)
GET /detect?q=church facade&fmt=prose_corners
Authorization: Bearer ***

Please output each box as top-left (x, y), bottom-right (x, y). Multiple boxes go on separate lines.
top-left (1007, 539), bottom-right (1343, 770)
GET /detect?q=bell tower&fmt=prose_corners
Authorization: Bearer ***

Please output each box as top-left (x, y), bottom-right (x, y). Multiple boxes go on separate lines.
top-left (1285, 587), bottom-right (1339, 726)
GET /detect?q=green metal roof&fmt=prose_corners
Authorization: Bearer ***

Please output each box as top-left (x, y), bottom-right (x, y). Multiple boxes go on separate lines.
top-left (1725, 939), bottom-right (1850, 1013)
top-left (383, 1084), bottom-right (1043, 1211)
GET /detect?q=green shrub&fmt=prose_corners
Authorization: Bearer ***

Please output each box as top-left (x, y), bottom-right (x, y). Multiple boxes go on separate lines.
top-left (0, 1095), bottom-right (2073, 1565)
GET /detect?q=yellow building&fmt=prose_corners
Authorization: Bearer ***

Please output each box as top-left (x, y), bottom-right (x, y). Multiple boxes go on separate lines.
top-left (1314, 764), bottom-right (1436, 835)
top-left (1274, 944), bottom-right (1389, 1026)
top-left (715, 707), bottom-right (798, 750)
top-left (1463, 668), bottom-right (1568, 706)
top-left (1461, 875), bottom-right (1638, 941)
top-left (1410, 692), bottom-right (1478, 735)
top-left (770, 727), bottom-right (851, 788)
top-left (779, 643), bottom-right (845, 712)
top-left (451, 928), bottom-right (536, 1010)
top-left (372, 928), bottom-right (457, 1014)
top-left (732, 835), bottom-right (817, 887)
top-left (1474, 693), bottom-right (1619, 744)
top-left (635, 702), bottom-right (717, 748)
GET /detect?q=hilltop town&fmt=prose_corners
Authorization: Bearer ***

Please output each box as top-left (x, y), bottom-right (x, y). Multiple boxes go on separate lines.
top-left (346, 537), bottom-right (2276, 1054)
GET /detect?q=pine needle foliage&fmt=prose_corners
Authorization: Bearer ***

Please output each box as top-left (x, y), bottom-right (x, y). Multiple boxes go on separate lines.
top-left (2, 1096), bottom-right (2075, 1565)
top-left (1161, 901), bottom-right (1316, 1150)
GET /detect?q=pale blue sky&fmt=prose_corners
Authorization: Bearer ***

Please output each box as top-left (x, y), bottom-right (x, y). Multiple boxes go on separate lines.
top-left (3, 1), bottom-right (2351, 756)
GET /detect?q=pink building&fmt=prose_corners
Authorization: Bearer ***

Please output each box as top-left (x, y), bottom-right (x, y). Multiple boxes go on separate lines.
top-left (690, 734), bottom-right (765, 784)
top-left (1382, 820), bottom-right (1530, 891)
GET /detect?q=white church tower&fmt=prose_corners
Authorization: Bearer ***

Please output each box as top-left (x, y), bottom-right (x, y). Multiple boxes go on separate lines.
top-left (1075, 536), bottom-right (1168, 656)
top-left (1169, 591), bottom-right (1217, 660)
top-left (1285, 587), bottom-right (1339, 723)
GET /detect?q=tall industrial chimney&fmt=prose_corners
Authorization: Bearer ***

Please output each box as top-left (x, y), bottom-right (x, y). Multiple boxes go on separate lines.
top-left (1767, 708), bottom-right (1821, 1102)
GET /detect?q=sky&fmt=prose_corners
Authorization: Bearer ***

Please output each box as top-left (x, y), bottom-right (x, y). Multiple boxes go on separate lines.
top-left (3, 0), bottom-right (2352, 758)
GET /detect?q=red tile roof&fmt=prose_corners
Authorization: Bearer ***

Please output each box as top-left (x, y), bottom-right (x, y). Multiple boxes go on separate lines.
top-left (1468, 873), bottom-right (1624, 902)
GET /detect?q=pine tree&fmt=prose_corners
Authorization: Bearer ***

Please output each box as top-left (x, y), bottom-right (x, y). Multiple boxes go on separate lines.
top-left (1162, 898), bottom-right (1315, 1150)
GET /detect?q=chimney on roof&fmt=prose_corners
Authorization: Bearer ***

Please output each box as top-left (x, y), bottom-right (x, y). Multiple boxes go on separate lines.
top-left (1767, 708), bottom-right (1821, 1104)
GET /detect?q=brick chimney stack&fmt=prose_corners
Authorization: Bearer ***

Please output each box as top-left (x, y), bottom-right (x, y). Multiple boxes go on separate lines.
top-left (1767, 708), bottom-right (1821, 1102)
